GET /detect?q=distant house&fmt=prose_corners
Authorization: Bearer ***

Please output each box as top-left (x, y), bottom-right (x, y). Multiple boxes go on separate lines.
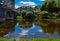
top-left (16, 6), bottom-right (33, 15)
top-left (33, 9), bottom-right (40, 14)
top-left (33, 6), bottom-right (40, 15)
top-left (33, 8), bottom-right (41, 17)
top-left (0, 7), bottom-right (17, 22)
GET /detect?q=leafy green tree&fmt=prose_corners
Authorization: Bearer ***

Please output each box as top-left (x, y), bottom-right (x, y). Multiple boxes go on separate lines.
top-left (34, 6), bottom-right (40, 10)
top-left (48, 0), bottom-right (56, 11)
top-left (38, 11), bottom-right (48, 20)
top-left (21, 10), bottom-right (27, 19)
top-left (57, 0), bottom-right (60, 8)
top-left (25, 12), bottom-right (35, 21)
top-left (41, 0), bottom-right (60, 12)
top-left (40, 0), bottom-right (48, 11)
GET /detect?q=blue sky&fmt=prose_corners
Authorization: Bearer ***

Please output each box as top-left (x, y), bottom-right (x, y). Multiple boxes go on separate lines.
top-left (15, 0), bottom-right (45, 8)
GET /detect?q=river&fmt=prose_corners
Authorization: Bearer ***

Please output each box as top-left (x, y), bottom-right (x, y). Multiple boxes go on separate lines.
top-left (0, 20), bottom-right (60, 38)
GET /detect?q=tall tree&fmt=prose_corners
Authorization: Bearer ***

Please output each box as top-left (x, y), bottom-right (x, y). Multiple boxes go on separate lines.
top-left (58, 0), bottom-right (60, 8)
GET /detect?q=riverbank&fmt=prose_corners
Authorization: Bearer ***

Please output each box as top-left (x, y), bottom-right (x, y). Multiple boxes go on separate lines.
top-left (0, 38), bottom-right (60, 41)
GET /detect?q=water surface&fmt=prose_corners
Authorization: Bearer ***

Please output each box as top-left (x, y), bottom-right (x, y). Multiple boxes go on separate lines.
top-left (0, 20), bottom-right (60, 38)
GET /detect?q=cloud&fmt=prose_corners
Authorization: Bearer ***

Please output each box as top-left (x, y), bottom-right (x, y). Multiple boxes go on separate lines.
top-left (19, 30), bottom-right (29, 36)
top-left (31, 24), bottom-right (35, 29)
top-left (20, 1), bottom-right (36, 6)
top-left (40, 0), bottom-right (45, 1)
top-left (15, 5), bottom-right (20, 9)
top-left (39, 29), bottom-right (43, 32)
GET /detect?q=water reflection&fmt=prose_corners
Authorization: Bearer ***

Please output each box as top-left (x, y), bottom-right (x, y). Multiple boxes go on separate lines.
top-left (0, 21), bottom-right (16, 37)
top-left (0, 20), bottom-right (60, 38)
top-left (37, 20), bottom-right (60, 35)
top-left (19, 20), bottom-right (33, 28)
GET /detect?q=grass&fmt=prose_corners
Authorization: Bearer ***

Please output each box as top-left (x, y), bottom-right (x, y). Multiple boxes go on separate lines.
top-left (0, 38), bottom-right (60, 41)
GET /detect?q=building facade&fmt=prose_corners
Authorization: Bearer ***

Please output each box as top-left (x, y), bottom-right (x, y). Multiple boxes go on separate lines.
top-left (0, 0), bottom-right (16, 22)
top-left (0, 7), bottom-right (17, 22)
top-left (0, 0), bottom-right (15, 9)
top-left (16, 6), bottom-right (33, 15)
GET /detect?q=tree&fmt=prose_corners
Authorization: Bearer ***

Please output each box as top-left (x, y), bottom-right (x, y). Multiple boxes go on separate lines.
top-left (21, 10), bottom-right (27, 19)
top-left (34, 6), bottom-right (40, 10)
top-left (57, 0), bottom-right (60, 8)
top-left (41, 0), bottom-right (59, 12)
top-left (38, 11), bottom-right (48, 20)
top-left (25, 12), bottom-right (35, 21)
top-left (48, 0), bottom-right (56, 12)
top-left (40, 0), bottom-right (48, 11)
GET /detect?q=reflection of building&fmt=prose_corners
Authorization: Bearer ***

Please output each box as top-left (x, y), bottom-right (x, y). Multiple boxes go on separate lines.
top-left (0, 21), bottom-right (16, 37)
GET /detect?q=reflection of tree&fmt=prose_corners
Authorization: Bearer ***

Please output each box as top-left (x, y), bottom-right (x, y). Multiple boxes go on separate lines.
top-left (37, 20), bottom-right (60, 35)
top-left (40, 22), bottom-right (56, 34)
top-left (36, 20), bottom-right (56, 34)
top-left (56, 22), bottom-right (60, 35)
top-left (0, 21), bottom-right (17, 37)
top-left (19, 20), bottom-right (33, 28)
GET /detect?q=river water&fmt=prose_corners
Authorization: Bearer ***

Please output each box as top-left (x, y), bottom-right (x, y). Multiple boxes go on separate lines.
top-left (0, 20), bottom-right (60, 38)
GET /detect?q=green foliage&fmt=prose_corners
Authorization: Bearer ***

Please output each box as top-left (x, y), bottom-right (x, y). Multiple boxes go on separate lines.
top-left (40, 1), bottom-right (48, 11)
top-left (38, 11), bottom-right (48, 20)
top-left (40, 0), bottom-right (60, 12)
top-left (0, 38), bottom-right (16, 41)
top-left (34, 6), bottom-right (40, 10)
top-left (25, 12), bottom-right (35, 21)
top-left (27, 12), bottom-right (33, 15)
top-left (38, 11), bottom-right (48, 15)
top-left (0, 38), bottom-right (60, 41)
top-left (17, 16), bottom-right (22, 21)
top-left (21, 10), bottom-right (27, 19)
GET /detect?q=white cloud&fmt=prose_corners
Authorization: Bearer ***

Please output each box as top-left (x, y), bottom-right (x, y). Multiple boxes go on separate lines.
top-left (20, 1), bottom-right (36, 6)
top-left (32, 6), bottom-right (35, 8)
top-left (40, 0), bottom-right (45, 1)
top-left (31, 24), bottom-right (35, 29)
top-left (15, 5), bottom-right (20, 9)
top-left (39, 29), bottom-right (43, 32)
top-left (4, 34), bottom-right (9, 37)
top-left (19, 30), bottom-right (29, 36)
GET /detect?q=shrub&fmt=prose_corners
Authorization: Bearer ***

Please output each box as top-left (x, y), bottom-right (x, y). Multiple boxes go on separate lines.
top-left (17, 16), bottom-right (22, 21)
top-left (38, 11), bottom-right (48, 20)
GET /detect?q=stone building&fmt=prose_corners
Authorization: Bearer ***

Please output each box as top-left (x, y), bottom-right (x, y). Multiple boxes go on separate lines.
top-left (16, 6), bottom-right (33, 15)
top-left (0, 0), bottom-right (17, 22)
top-left (0, 7), bottom-right (17, 22)
top-left (0, 0), bottom-right (15, 9)
top-left (4, 0), bottom-right (15, 9)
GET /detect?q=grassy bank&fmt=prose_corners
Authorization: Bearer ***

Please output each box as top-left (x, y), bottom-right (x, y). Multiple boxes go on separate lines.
top-left (0, 38), bottom-right (60, 41)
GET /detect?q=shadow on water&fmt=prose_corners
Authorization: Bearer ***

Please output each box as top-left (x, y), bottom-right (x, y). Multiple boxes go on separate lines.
top-left (35, 19), bottom-right (60, 35)
top-left (0, 21), bottom-right (17, 37)
top-left (19, 20), bottom-right (33, 28)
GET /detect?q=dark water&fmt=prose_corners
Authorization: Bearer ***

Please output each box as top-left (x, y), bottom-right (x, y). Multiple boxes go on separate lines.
top-left (0, 20), bottom-right (60, 38)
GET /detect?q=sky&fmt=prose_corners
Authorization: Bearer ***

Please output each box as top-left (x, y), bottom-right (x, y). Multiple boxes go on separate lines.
top-left (15, 0), bottom-right (45, 9)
